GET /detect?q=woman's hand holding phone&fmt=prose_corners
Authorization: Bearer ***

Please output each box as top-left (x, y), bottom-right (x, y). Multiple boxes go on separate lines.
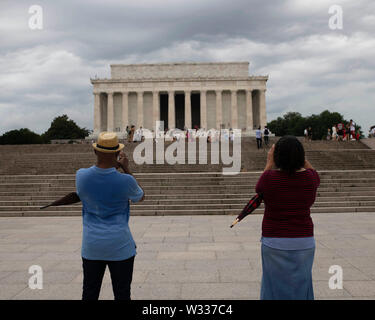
top-left (264, 144), bottom-right (275, 171)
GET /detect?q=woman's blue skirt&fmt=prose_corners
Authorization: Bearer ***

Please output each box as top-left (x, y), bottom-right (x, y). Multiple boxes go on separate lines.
top-left (260, 244), bottom-right (315, 300)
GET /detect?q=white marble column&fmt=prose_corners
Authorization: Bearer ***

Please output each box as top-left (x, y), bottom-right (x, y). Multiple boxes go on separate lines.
top-left (107, 91), bottom-right (114, 132)
top-left (246, 89), bottom-right (253, 130)
top-left (93, 92), bottom-right (101, 134)
top-left (152, 91), bottom-right (159, 130)
top-left (215, 90), bottom-right (222, 129)
top-left (200, 90), bottom-right (207, 130)
top-left (168, 90), bottom-right (175, 129)
top-left (260, 89), bottom-right (267, 128)
top-left (185, 90), bottom-right (191, 129)
top-left (137, 91), bottom-right (143, 128)
top-left (121, 91), bottom-right (128, 131)
top-left (231, 90), bottom-right (238, 129)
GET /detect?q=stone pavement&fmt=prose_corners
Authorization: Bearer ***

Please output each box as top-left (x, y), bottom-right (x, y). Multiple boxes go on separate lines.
top-left (1, 213), bottom-right (375, 300)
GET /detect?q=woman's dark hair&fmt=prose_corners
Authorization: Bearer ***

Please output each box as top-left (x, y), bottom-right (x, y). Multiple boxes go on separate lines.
top-left (274, 135), bottom-right (305, 175)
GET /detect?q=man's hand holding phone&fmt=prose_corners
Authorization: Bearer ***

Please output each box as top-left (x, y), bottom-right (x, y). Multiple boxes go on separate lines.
top-left (117, 151), bottom-right (145, 201)
top-left (117, 151), bottom-right (131, 174)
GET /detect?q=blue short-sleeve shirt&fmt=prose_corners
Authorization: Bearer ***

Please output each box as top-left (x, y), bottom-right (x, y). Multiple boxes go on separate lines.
top-left (76, 166), bottom-right (143, 261)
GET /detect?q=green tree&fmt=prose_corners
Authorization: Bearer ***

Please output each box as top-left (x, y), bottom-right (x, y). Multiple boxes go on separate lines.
top-left (305, 110), bottom-right (345, 140)
top-left (42, 115), bottom-right (90, 142)
top-left (267, 112), bottom-right (307, 137)
top-left (267, 110), bottom-right (362, 139)
top-left (0, 128), bottom-right (44, 145)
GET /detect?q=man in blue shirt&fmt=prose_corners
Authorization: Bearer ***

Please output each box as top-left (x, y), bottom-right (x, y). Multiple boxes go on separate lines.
top-left (76, 132), bottom-right (144, 300)
top-left (256, 126), bottom-right (263, 149)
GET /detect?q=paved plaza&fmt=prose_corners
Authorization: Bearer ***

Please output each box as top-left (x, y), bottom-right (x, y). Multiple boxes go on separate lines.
top-left (1, 212), bottom-right (375, 300)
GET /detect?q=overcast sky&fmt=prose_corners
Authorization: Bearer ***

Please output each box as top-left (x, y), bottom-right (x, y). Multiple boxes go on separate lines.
top-left (0, 0), bottom-right (374, 135)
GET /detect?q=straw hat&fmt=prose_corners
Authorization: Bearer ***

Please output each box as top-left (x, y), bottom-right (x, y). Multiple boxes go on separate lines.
top-left (92, 132), bottom-right (124, 153)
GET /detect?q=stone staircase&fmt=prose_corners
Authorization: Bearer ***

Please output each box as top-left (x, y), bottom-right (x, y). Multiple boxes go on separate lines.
top-left (0, 137), bottom-right (374, 174)
top-left (0, 137), bottom-right (374, 217)
top-left (362, 138), bottom-right (375, 150)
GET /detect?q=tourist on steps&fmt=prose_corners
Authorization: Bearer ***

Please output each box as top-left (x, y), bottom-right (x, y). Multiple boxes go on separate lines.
top-left (326, 128), bottom-right (332, 140)
top-left (304, 128), bottom-right (308, 141)
top-left (263, 126), bottom-right (270, 146)
top-left (255, 126), bottom-right (262, 149)
top-left (345, 123), bottom-right (351, 141)
top-left (332, 125), bottom-right (338, 141)
top-left (128, 125), bottom-right (135, 142)
top-left (307, 126), bottom-right (313, 141)
top-left (349, 120), bottom-right (356, 140)
top-left (76, 132), bottom-right (145, 300)
top-left (255, 136), bottom-right (320, 300)
top-left (337, 122), bottom-right (344, 141)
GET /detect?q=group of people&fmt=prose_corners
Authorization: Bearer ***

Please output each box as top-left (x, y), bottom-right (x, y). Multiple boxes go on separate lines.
top-left (304, 120), bottom-right (362, 142)
top-left (124, 125), bottom-right (241, 144)
top-left (74, 132), bottom-right (319, 300)
top-left (328, 120), bottom-right (359, 141)
top-left (255, 126), bottom-right (270, 149)
top-left (125, 125), bottom-right (144, 143)
top-left (303, 127), bottom-right (313, 141)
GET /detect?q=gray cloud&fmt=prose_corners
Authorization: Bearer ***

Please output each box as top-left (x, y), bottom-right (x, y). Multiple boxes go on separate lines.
top-left (0, 0), bottom-right (374, 135)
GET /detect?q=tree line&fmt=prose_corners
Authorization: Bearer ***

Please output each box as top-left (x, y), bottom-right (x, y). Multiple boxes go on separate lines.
top-left (266, 110), bottom-right (363, 140)
top-left (0, 110), bottom-right (363, 144)
top-left (0, 115), bottom-right (90, 145)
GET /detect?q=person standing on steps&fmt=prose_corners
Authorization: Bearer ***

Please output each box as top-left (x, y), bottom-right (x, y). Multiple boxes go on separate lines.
top-left (307, 126), bottom-right (313, 141)
top-left (263, 126), bottom-right (270, 146)
top-left (255, 136), bottom-right (320, 300)
top-left (332, 125), bottom-right (338, 141)
top-left (256, 126), bottom-right (263, 149)
top-left (337, 122), bottom-right (344, 141)
top-left (128, 125), bottom-right (135, 142)
top-left (125, 125), bottom-right (129, 140)
top-left (345, 123), bottom-right (351, 141)
top-left (304, 128), bottom-right (308, 141)
top-left (350, 120), bottom-right (356, 140)
top-left (76, 132), bottom-right (145, 300)
top-left (370, 126), bottom-right (375, 138)
top-left (326, 128), bottom-right (332, 141)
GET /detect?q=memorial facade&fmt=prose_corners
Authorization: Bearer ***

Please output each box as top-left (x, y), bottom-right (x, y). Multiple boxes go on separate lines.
top-left (90, 62), bottom-right (268, 136)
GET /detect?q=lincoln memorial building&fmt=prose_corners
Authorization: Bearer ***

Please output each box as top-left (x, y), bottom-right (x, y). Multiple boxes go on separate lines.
top-left (90, 62), bottom-right (268, 136)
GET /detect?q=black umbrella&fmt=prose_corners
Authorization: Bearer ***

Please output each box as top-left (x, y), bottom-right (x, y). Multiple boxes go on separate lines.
top-left (230, 193), bottom-right (263, 228)
top-left (40, 192), bottom-right (80, 209)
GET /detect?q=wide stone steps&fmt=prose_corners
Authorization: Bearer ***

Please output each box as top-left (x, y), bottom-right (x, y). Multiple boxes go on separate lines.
top-left (1, 176), bottom-right (375, 184)
top-left (1, 138), bottom-right (374, 175)
top-left (1, 206), bottom-right (375, 217)
top-left (0, 187), bottom-right (374, 196)
top-left (0, 182), bottom-right (374, 190)
top-left (0, 171), bottom-right (374, 179)
top-left (0, 170), bottom-right (374, 216)
top-left (1, 199), bottom-right (375, 210)
top-left (1, 170), bottom-right (375, 178)
top-left (1, 139), bottom-right (374, 216)
top-left (1, 193), bottom-right (375, 200)
top-left (2, 196), bottom-right (375, 206)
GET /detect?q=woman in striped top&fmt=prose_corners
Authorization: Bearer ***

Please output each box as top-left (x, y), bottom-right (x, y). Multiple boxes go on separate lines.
top-left (255, 135), bottom-right (320, 300)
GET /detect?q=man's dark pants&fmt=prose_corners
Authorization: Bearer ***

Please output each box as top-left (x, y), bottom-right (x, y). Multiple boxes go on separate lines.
top-left (264, 136), bottom-right (269, 146)
top-left (82, 255), bottom-right (135, 300)
top-left (256, 138), bottom-right (262, 149)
